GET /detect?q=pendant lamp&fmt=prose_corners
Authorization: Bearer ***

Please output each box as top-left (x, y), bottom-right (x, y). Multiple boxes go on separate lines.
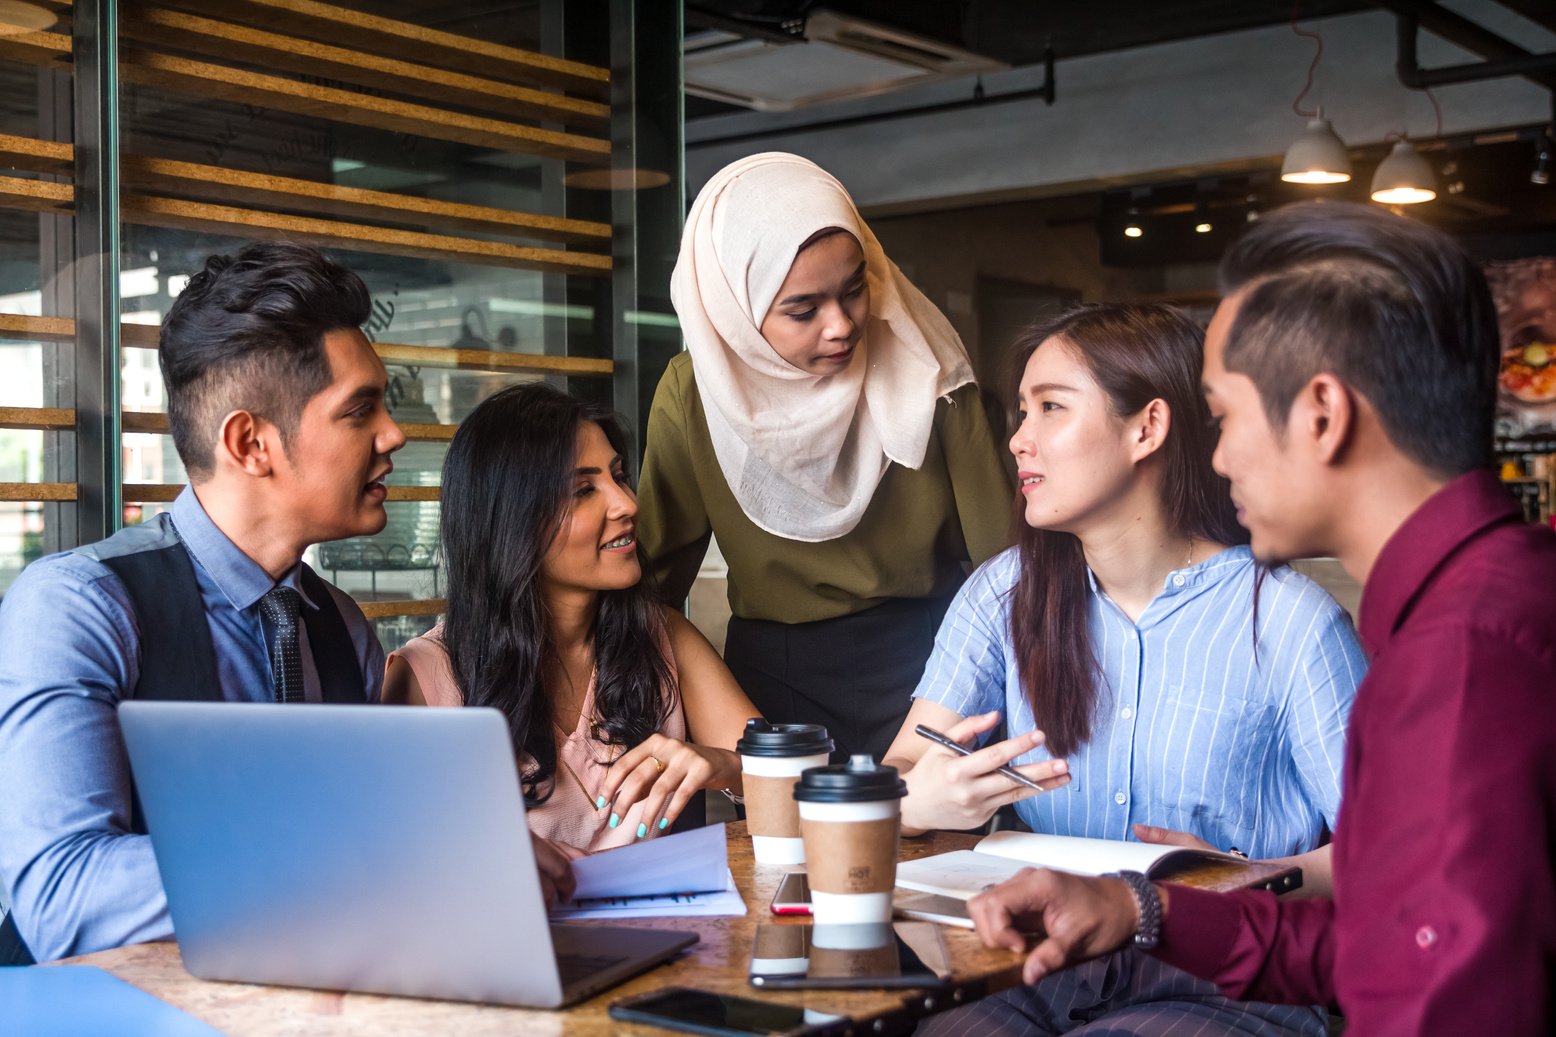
top-left (0, 1), bottom-right (56, 35)
top-left (1282, 111), bottom-right (1352, 184)
top-left (1369, 139), bottom-right (1436, 205)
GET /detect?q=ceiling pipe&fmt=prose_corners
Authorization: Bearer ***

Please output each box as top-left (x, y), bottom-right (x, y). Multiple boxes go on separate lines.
top-left (1372, 0), bottom-right (1556, 91)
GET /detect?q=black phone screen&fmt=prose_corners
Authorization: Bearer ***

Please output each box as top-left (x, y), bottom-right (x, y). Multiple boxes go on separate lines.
top-left (748, 922), bottom-right (948, 990)
top-left (608, 987), bottom-right (835, 1037)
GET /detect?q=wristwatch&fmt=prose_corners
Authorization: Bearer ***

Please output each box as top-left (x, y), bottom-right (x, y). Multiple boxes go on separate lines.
top-left (1109, 870), bottom-right (1162, 951)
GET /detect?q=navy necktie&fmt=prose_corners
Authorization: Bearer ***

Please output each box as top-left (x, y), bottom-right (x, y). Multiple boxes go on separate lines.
top-left (259, 586), bottom-right (304, 703)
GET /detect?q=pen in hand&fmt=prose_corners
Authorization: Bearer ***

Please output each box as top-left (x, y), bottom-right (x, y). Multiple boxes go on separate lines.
top-left (914, 723), bottom-right (1050, 793)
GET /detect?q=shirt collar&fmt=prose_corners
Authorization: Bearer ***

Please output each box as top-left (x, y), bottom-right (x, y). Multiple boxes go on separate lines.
top-left (1357, 470), bottom-right (1521, 655)
top-left (1084, 544), bottom-right (1253, 626)
top-left (171, 486), bottom-right (318, 612)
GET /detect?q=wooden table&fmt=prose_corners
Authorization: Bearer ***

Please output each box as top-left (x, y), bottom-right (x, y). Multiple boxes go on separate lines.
top-left (59, 822), bottom-right (1297, 1036)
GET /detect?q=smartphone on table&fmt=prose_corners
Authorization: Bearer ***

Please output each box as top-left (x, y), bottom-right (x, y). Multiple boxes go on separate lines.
top-left (608, 986), bottom-right (845, 1037)
top-left (769, 872), bottom-right (810, 915)
top-left (748, 922), bottom-right (950, 990)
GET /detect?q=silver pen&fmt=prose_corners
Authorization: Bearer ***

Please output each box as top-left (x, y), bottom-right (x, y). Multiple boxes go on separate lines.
top-left (914, 723), bottom-right (1047, 793)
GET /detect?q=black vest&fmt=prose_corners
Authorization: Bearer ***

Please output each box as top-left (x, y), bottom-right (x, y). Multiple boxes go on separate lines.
top-left (0, 538), bottom-right (366, 966)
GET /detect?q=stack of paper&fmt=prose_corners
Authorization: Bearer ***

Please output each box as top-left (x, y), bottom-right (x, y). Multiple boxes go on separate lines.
top-left (550, 823), bottom-right (747, 920)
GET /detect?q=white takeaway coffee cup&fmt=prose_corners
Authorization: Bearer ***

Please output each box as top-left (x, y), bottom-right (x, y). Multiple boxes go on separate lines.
top-left (736, 719), bottom-right (835, 867)
top-left (793, 755), bottom-right (907, 925)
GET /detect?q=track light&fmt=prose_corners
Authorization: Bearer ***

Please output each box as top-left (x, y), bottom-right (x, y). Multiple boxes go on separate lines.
top-left (1195, 222), bottom-right (1213, 234)
top-left (1282, 111), bottom-right (1352, 184)
top-left (1370, 139), bottom-right (1436, 205)
top-left (1534, 131), bottom-right (1553, 186)
top-left (1123, 207), bottom-right (1143, 238)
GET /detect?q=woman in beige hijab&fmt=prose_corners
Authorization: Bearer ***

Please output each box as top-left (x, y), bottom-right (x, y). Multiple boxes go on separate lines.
top-left (637, 153), bottom-right (1014, 762)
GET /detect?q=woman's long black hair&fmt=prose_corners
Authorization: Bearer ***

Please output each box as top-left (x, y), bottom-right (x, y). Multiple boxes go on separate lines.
top-left (1006, 304), bottom-right (1252, 759)
top-left (439, 383), bottom-right (674, 805)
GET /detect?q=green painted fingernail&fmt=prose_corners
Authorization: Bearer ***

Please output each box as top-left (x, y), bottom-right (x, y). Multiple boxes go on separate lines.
top-left (658, 817), bottom-right (669, 830)
top-left (636, 823), bottom-right (647, 839)
top-left (596, 796), bottom-right (606, 810)
top-left (608, 813), bottom-right (619, 828)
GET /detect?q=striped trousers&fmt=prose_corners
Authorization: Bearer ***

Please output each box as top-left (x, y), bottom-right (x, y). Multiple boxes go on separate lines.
top-left (916, 950), bottom-right (1328, 1037)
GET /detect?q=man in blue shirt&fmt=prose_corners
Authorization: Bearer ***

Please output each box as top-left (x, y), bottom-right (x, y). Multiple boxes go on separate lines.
top-left (0, 242), bottom-right (406, 963)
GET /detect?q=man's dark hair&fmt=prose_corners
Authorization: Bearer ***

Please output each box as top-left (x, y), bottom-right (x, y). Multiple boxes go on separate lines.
top-left (159, 241), bottom-right (371, 480)
top-left (1219, 201), bottom-right (1500, 477)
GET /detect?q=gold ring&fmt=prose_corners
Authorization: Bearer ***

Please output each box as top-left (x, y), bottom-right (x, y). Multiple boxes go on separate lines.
top-left (651, 756), bottom-right (666, 774)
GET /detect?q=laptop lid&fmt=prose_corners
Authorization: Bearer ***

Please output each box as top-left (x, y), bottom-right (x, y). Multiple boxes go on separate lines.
top-left (118, 702), bottom-right (694, 1007)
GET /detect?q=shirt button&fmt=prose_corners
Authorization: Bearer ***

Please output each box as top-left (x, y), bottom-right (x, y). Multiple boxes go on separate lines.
top-left (1172, 574), bottom-right (1186, 587)
top-left (1120, 707), bottom-right (1133, 719)
top-left (1114, 791), bottom-right (1127, 805)
top-left (1415, 925), bottom-right (1437, 950)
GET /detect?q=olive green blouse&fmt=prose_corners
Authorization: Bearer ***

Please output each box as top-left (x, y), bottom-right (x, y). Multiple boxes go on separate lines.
top-left (637, 352), bottom-right (1016, 624)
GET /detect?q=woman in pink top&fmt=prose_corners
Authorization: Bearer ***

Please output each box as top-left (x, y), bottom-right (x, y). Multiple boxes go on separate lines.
top-left (384, 384), bottom-right (759, 893)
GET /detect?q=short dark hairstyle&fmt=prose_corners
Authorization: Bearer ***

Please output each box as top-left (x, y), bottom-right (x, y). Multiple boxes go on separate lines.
top-left (159, 242), bottom-right (371, 480)
top-left (1218, 201), bottom-right (1500, 477)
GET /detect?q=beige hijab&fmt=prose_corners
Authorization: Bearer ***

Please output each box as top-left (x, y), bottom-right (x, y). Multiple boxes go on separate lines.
top-left (670, 153), bottom-right (974, 542)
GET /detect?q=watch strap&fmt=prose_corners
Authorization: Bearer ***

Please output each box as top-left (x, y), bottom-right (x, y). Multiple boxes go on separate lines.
top-left (1110, 869), bottom-right (1162, 951)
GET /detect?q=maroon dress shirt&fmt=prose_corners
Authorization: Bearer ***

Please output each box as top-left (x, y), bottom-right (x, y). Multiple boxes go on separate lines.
top-left (1153, 471), bottom-right (1556, 1035)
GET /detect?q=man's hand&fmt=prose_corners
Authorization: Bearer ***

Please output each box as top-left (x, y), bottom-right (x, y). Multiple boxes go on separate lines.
top-left (1133, 823), bottom-right (1218, 852)
top-left (967, 868), bottom-right (1144, 985)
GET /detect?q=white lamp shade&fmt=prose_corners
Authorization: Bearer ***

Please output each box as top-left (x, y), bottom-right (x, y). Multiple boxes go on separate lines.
top-left (0, 1), bottom-right (56, 36)
top-left (1281, 118), bottom-right (1353, 184)
top-left (1370, 140), bottom-right (1437, 205)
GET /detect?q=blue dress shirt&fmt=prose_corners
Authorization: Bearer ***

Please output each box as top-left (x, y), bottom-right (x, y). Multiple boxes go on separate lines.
top-left (914, 546), bottom-right (1366, 858)
top-left (0, 486), bottom-right (384, 961)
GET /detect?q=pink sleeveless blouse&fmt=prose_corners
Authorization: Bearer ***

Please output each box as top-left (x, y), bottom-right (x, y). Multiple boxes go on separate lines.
top-left (387, 623), bottom-right (687, 852)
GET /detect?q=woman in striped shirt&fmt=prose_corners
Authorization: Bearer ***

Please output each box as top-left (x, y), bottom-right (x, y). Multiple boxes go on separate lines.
top-left (884, 303), bottom-right (1366, 1037)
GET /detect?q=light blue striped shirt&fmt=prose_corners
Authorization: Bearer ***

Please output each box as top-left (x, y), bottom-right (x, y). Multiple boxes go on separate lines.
top-left (914, 545), bottom-right (1366, 858)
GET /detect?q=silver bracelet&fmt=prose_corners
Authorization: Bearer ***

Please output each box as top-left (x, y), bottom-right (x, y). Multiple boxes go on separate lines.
top-left (718, 787), bottom-right (745, 805)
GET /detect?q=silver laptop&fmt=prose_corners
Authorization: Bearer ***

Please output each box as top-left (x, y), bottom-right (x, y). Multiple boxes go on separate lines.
top-left (118, 702), bottom-right (697, 1007)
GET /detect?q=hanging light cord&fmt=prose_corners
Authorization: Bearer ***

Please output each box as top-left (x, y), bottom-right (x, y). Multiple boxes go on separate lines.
top-left (1386, 87), bottom-right (1444, 144)
top-left (1290, 0), bottom-right (1324, 118)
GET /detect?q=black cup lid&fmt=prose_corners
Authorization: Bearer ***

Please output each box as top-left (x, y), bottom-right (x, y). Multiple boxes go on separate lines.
top-left (792, 755), bottom-right (907, 803)
top-left (735, 718), bottom-right (834, 758)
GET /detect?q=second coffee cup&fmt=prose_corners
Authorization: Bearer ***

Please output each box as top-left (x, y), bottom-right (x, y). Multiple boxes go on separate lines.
top-left (736, 719), bottom-right (835, 866)
top-left (794, 755), bottom-right (907, 925)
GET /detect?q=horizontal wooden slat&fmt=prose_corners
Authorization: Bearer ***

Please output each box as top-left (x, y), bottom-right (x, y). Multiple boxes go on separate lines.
top-left (0, 30), bottom-right (611, 164)
top-left (0, 133), bottom-right (72, 176)
top-left (0, 482), bottom-right (75, 501)
top-left (0, 406), bottom-right (74, 430)
top-left (123, 7), bottom-right (610, 129)
top-left (0, 180), bottom-right (611, 274)
top-left (168, 0), bottom-right (608, 96)
top-left (397, 422), bottom-right (456, 442)
top-left (119, 156), bottom-right (611, 246)
top-left (0, 314), bottom-right (74, 341)
top-left (0, 136), bottom-right (613, 246)
top-left (0, 174), bottom-right (72, 213)
top-left (372, 342), bottom-right (614, 377)
top-left (356, 598), bottom-right (446, 620)
top-left (121, 194), bottom-right (613, 276)
top-left (0, 30), bottom-right (71, 69)
top-left (123, 49), bottom-right (610, 165)
top-left (0, 315), bottom-right (615, 378)
top-left (125, 483), bottom-right (440, 503)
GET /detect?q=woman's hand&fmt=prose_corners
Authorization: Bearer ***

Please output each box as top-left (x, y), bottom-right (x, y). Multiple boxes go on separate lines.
top-left (596, 733), bottom-right (742, 839)
top-left (533, 836), bottom-right (586, 904)
top-left (899, 710), bottom-right (1070, 836)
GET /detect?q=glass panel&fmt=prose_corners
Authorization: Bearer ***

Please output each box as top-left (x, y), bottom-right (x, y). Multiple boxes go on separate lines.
top-left (0, 24), bottom-right (75, 594)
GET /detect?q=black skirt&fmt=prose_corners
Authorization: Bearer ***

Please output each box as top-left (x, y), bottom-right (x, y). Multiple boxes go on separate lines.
top-left (723, 595), bottom-right (953, 765)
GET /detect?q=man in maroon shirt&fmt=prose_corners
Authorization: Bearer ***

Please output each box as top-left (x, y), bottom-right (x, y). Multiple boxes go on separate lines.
top-left (966, 201), bottom-right (1556, 1035)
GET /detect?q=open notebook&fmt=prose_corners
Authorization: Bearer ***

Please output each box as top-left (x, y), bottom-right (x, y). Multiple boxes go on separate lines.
top-left (896, 830), bottom-right (1301, 901)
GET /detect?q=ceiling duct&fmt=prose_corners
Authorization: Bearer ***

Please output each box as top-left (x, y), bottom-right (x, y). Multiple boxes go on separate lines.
top-left (684, 9), bottom-right (1009, 113)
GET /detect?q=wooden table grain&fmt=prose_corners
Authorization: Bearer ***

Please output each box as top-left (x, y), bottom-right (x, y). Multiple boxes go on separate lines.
top-left (57, 822), bottom-right (1297, 1036)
